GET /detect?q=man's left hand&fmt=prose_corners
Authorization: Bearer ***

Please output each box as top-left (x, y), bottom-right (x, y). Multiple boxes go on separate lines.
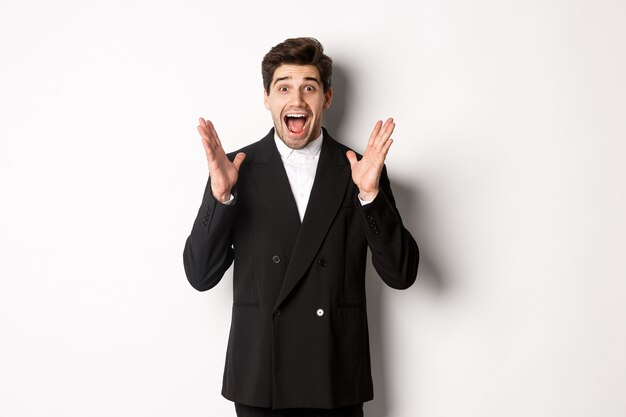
top-left (346, 118), bottom-right (395, 201)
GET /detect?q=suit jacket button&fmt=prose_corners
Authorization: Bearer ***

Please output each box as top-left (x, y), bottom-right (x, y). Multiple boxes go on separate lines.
top-left (318, 259), bottom-right (327, 267)
top-left (273, 310), bottom-right (281, 318)
top-left (316, 308), bottom-right (324, 317)
top-left (272, 255), bottom-right (281, 264)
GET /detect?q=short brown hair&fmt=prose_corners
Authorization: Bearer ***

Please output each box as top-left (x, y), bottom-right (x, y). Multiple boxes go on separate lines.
top-left (262, 37), bottom-right (333, 94)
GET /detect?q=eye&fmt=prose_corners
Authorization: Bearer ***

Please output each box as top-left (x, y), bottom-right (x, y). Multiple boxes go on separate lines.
top-left (278, 86), bottom-right (288, 92)
top-left (304, 85), bottom-right (315, 92)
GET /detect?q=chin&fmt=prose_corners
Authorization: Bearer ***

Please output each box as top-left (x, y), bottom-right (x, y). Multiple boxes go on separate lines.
top-left (277, 128), bottom-right (316, 150)
top-left (282, 136), bottom-right (309, 150)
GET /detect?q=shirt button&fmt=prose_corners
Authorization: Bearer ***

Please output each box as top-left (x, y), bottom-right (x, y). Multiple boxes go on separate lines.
top-left (272, 255), bottom-right (281, 264)
top-left (316, 308), bottom-right (324, 317)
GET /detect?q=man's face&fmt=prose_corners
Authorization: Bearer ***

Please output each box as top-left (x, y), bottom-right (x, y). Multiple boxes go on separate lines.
top-left (264, 64), bottom-right (332, 149)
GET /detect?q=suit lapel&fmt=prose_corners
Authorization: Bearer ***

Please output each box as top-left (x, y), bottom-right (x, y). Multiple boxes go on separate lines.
top-left (273, 131), bottom-right (351, 310)
top-left (250, 131), bottom-right (302, 255)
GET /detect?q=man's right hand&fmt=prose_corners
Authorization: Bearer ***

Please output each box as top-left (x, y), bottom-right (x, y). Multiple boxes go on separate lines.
top-left (197, 118), bottom-right (246, 203)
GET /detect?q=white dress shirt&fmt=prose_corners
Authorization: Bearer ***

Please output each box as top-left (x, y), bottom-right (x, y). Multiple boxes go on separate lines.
top-left (273, 132), bottom-right (324, 222)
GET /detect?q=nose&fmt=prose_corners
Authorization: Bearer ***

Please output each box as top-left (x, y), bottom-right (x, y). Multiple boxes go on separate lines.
top-left (290, 89), bottom-right (305, 106)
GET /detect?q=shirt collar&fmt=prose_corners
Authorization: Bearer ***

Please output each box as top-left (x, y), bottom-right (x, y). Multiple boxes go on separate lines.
top-left (274, 130), bottom-right (324, 160)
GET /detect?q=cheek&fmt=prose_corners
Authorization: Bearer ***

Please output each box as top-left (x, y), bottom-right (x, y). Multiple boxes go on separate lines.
top-left (271, 107), bottom-right (283, 121)
top-left (307, 97), bottom-right (323, 111)
top-left (269, 99), bottom-right (285, 112)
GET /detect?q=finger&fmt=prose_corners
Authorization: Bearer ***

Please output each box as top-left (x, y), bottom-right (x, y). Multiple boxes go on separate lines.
top-left (377, 118), bottom-right (395, 141)
top-left (197, 122), bottom-right (212, 139)
top-left (197, 125), bottom-right (214, 149)
top-left (346, 150), bottom-right (358, 169)
top-left (198, 123), bottom-right (220, 158)
top-left (206, 120), bottom-right (223, 149)
top-left (374, 120), bottom-right (395, 150)
top-left (197, 125), bottom-right (209, 142)
top-left (200, 133), bottom-right (215, 160)
top-left (367, 120), bottom-right (383, 148)
top-left (381, 118), bottom-right (395, 137)
top-left (198, 124), bottom-right (221, 154)
top-left (199, 118), bottom-right (213, 138)
top-left (371, 118), bottom-right (393, 147)
top-left (232, 152), bottom-right (247, 170)
top-left (380, 138), bottom-right (393, 158)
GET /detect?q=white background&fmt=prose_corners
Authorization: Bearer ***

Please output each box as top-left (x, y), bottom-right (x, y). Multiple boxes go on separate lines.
top-left (1, 0), bottom-right (625, 416)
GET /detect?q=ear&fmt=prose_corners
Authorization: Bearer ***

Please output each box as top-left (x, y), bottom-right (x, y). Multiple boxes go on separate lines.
top-left (263, 88), bottom-right (270, 110)
top-left (323, 87), bottom-right (333, 110)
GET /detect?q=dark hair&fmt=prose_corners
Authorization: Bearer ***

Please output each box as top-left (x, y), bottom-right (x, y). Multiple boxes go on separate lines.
top-left (262, 37), bottom-right (333, 94)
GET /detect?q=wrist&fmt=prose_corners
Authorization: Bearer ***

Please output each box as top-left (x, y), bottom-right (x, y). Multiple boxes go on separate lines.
top-left (358, 189), bottom-right (379, 201)
top-left (213, 191), bottom-right (232, 203)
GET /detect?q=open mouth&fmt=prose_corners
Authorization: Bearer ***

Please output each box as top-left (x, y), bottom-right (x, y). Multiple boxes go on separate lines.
top-left (284, 113), bottom-right (309, 135)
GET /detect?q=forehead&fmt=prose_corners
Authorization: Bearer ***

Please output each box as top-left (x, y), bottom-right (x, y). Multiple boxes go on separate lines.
top-left (272, 64), bottom-right (321, 82)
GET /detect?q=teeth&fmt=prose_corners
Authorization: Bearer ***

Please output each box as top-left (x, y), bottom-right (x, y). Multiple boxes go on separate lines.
top-left (286, 114), bottom-right (306, 118)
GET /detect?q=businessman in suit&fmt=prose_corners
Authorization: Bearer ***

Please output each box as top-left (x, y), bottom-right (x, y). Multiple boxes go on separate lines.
top-left (183, 37), bottom-right (419, 417)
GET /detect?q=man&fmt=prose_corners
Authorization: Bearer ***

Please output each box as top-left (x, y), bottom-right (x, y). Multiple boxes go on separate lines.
top-left (183, 37), bottom-right (419, 417)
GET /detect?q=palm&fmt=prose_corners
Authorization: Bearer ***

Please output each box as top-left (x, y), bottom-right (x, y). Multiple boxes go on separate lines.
top-left (346, 118), bottom-right (395, 200)
top-left (197, 118), bottom-right (246, 202)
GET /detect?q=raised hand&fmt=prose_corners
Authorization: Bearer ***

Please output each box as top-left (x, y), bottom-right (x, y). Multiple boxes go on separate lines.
top-left (346, 118), bottom-right (395, 201)
top-left (197, 118), bottom-right (246, 203)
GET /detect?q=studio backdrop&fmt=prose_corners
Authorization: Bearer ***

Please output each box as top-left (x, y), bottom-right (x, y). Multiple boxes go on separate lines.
top-left (1, 1), bottom-right (625, 416)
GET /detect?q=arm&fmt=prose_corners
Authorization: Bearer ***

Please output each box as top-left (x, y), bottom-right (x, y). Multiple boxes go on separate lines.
top-left (360, 166), bottom-right (419, 289)
top-left (347, 118), bottom-right (419, 289)
top-left (182, 118), bottom-right (246, 291)
top-left (183, 179), bottom-right (236, 291)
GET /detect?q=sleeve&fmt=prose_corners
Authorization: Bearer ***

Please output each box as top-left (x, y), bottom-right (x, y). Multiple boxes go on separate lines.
top-left (357, 194), bottom-right (374, 206)
top-left (359, 166), bottom-right (419, 289)
top-left (182, 177), bottom-right (237, 291)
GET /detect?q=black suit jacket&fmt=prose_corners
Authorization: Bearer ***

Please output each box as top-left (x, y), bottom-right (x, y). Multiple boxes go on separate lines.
top-left (183, 128), bottom-right (419, 409)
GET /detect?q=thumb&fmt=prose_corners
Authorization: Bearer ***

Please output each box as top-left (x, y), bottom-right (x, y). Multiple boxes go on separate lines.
top-left (346, 150), bottom-right (358, 169)
top-left (232, 152), bottom-right (247, 170)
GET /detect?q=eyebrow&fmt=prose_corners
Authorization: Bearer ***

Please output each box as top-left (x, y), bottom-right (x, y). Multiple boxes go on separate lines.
top-left (273, 76), bottom-right (321, 86)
